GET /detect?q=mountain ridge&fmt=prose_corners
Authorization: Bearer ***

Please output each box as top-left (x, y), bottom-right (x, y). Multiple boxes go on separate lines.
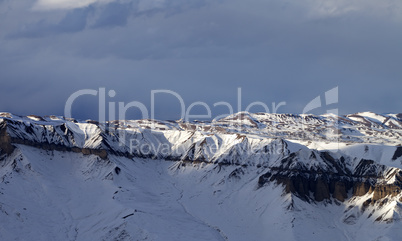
top-left (1, 111), bottom-right (402, 240)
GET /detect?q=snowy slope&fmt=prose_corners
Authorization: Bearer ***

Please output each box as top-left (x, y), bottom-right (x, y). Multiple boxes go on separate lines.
top-left (1, 112), bottom-right (402, 240)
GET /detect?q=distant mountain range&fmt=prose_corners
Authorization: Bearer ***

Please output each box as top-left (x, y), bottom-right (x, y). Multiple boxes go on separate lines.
top-left (1, 111), bottom-right (402, 241)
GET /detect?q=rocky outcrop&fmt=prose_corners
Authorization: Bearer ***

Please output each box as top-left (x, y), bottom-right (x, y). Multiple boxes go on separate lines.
top-left (372, 184), bottom-right (402, 202)
top-left (392, 147), bottom-right (402, 160)
top-left (259, 153), bottom-right (402, 203)
top-left (0, 122), bottom-right (15, 155)
top-left (353, 182), bottom-right (373, 196)
top-left (258, 169), bottom-right (353, 202)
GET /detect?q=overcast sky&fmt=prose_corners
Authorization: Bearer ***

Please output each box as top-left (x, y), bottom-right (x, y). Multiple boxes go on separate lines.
top-left (0, 0), bottom-right (401, 121)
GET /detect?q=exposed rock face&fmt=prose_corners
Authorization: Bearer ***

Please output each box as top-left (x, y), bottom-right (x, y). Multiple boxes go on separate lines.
top-left (259, 153), bottom-right (402, 203)
top-left (372, 184), bottom-right (402, 202)
top-left (392, 147), bottom-right (402, 160)
top-left (353, 182), bottom-right (373, 196)
top-left (333, 181), bottom-right (348, 202)
top-left (258, 169), bottom-right (353, 202)
top-left (0, 122), bottom-right (15, 155)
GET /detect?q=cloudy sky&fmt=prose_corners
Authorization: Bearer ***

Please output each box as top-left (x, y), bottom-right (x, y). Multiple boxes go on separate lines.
top-left (0, 0), bottom-right (401, 121)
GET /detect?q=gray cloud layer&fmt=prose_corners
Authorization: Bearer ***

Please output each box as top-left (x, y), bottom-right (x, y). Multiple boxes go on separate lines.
top-left (0, 0), bottom-right (401, 120)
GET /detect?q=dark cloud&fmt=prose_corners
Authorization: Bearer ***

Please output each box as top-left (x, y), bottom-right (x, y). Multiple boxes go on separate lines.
top-left (57, 7), bottom-right (92, 32)
top-left (0, 0), bottom-right (401, 121)
top-left (90, 0), bottom-right (211, 29)
top-left (91, 2), bottom-right (132, 29)
top-left (9, 7), bottom-right (92, 38)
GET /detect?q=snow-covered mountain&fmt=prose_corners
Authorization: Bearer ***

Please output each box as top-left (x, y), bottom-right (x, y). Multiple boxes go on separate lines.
top-left (1, 111), bottom-right (402, 241)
